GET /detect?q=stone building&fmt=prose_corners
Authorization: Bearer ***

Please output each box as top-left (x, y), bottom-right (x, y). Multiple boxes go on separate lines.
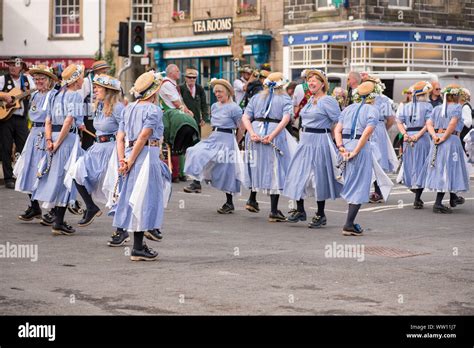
top-left (282, 0), bottom-right (474, 80)
top-left (147, 0), bottom-right (284, 88)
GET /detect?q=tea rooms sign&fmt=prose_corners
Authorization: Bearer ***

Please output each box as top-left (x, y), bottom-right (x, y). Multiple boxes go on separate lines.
top-left (193, 17), bottom-right (233, 35)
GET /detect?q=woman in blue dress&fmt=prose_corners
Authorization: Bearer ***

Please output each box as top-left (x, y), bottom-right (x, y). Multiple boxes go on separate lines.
top-left (363, 75), bottom-right (399, 203)
top-left (418, 84), bottom-right (470, 213)
top-left (72, 74), bottom-right (124, 230)
top-left (32, 64), bottom-right (85, 235)
top-left (15, 65), bottom-right (58, 222)
top-left (112, 71), bottom-right (166, 261)
top-left (283, 69), bottom-right (343, 228)
top-left (334, 81), bottom-right (393, 236)
top-left (396, 81), bottom-right (433, 209)
top-left (184, 79), bottom-right (244, 214)
top-left (242, 72), bottom-right (297, 222)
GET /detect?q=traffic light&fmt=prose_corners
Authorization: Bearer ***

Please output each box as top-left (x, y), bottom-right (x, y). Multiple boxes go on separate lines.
top-left (130, 21), bottom-right (146, 57)
top-left (118, 22), bottom-right (129, 57)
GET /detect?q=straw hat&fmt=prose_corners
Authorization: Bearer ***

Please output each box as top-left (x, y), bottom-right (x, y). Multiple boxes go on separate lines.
top-left (184, 68), bottom-right (198, 78)
top-left (259, 70), bottom-right (270, 78)
top-left (239, 64), bottom-right (253, 74)
top-left (62, 64), bottom-right (85, 85)
top-left (210, 78), bottom-right (234, 96)
top-left (130, 71), bottom-right (164, 100)
top-left (442, 83), bottom-right (462, 95)
top-left (91, 60), bottom-right (111, 72)
top-left (411, 81), bottom-right (433, 96)
top-left (357, 81), bottom-right (376, 97)
top-left (93, 74), bottom-right (121, 91)
top-left (305, 69), bottom-right (329, 92)
top-left (28, 64), bottom-right (58, 81)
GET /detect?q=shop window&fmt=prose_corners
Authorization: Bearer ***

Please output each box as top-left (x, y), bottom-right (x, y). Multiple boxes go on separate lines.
top-left (236, 0), bottom-right (258, 16)
top-left (173, 0), bottom-right (191, 20)
top-left (132, 0), bottom-right (153, 24)
top-left (388, 0), bottom-right (412, 9)
top-left (449, 45), bottom-right (474, 68)
top-left (50, 0), bottom-right (82, 38)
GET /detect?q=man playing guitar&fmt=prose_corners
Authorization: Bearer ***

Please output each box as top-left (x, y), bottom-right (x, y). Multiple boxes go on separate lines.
top-left (0, 57), bottom-right (36, 189)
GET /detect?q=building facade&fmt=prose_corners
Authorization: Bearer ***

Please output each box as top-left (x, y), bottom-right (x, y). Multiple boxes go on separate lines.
top-left (282, 0), bottom-right (474, 80)
top-left (148, 0), bottom-right (284, 89)
top-left (0, 0), bottom-right (105, 70)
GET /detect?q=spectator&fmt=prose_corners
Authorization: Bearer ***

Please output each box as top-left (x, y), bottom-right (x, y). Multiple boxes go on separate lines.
top-left (429, 81), bottom-right (443, 108)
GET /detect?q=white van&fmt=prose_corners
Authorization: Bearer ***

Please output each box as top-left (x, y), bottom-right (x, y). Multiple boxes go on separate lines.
top-left (327, 72), bottom-right (474, 104)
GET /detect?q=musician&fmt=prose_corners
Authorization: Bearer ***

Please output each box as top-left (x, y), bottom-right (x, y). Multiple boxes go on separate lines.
top-left (233, 65), bottom-right (253, 107)
top-left (72, 75), bottom-right (124, 230)
top-left (241, 69), bottom-right (270, 109)
top-left (15, 65), bottom-right (57, 221)
top-left (334, 81), bottom-right (393, 236)
top-left (184, 79), bottom-right (243, 214)
top-left (78, 60), bottom-right (111, 150)
top-left (0, 57), bottom-right (36, 189)
top-left (283, 69), bottom-right (342, 228)
top-left (363, 74), bottom-right (398, 203)
top-left (418, 84), bottom-right (470, 213)
top-left (113, 71), bottom-right (167, 261)
top-left (396, 81), bottom-right (433, 209)
top-left (32, 64), bottom-right (85, 235)
top-left (242, 72), bottom-right (297, 222)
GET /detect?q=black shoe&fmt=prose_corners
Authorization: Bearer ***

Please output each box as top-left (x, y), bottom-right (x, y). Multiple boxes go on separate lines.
top-left (413, 200), bottom-right (424, 209)
top-left (52, 222), bottom-right (76, 236)
top-left (217, 202), bottom-right (235, 214)
top-left (183, 182), bottom-right (201, 193)
top-left (144, 229), bottom-right (163, 242)
top-left (342, 223), bottom-right (364, 236)
top-left (18, 206), bottom-right (42, 221)
top-left (108, 230), bottom-right (130, 247)
top-left (179, 175), bottom-right (188, 182)
top-left (308, 214), bottom-right (327, 229)
top-left (245, 200), bottom-right (260, 213)
top-left (286, 210), bottom-right (306, 223)
top-left (5, 181), bottom-right (15, 189)
top-left (68, 201), bottom-right (84, 216)
top-left (269, 210), bottom-right (286, 222)
top-left (40, 210), bottom-right (55, 226)
top-left (433, 204), bottom-right (452, 214)
top-left (130, 243), bottom-right (158, 261)
top-left (78, 207), bottom-right (102, 227)
top-left (450, 195), bottom-right (465, 208)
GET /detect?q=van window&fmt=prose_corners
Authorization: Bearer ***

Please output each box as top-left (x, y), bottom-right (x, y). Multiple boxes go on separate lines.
top-left (381, 79), bottom-right (394, 100)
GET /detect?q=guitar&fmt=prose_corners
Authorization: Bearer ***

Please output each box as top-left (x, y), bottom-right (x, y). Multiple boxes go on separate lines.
top-left (0, 88), bottom-right (37, 121)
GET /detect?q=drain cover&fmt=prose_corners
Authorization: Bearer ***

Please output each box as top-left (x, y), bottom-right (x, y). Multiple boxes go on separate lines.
top-left (364, 246), bottom-right (430, 258)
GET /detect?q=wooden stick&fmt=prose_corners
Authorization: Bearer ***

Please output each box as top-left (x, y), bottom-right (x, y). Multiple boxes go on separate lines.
top-left (81, 128), bottom-right (96, 138)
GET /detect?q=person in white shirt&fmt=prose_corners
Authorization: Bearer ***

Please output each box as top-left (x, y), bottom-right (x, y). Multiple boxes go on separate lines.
top-left (159, 64), bottom-right (192, 114)
top-left (233, 65), bottom-right (252, 107)
top-left (460, 88), bottom-right (473, 151)
top-left (0, 57), bottom-right (36, 189)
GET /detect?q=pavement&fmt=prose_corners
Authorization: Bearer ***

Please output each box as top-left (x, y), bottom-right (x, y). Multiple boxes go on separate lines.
top-left (0, 174), bottom-right (473, 315)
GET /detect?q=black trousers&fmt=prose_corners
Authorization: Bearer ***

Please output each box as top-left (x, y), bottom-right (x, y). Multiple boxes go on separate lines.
top-left (81, 117), bottom-right (96, 150)
top-left (0, 114), bottom-right (29, 182)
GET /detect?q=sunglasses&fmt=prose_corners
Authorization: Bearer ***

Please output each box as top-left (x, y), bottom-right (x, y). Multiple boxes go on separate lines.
top-left (435, 88), bottom-right (441, 90)
top-left (185, 76), bottom-right (197, 79)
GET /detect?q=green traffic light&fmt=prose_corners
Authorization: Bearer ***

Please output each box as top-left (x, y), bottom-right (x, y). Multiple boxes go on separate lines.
top-left (133, 44), bottom-right (143, 54)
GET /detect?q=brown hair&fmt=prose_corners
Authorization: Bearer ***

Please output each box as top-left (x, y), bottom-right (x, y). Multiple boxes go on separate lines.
top-left (446, 95), bottom-right (459, 103)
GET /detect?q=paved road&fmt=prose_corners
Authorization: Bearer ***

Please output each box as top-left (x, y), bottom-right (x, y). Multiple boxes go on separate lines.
top-left (0, 175), bottom-right (473, 315)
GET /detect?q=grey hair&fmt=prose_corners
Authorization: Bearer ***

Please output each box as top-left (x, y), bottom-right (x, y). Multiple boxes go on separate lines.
top-left (166, 64), bottom-right (179, 75)
top-left (348, 71), bottom-right (361, 84)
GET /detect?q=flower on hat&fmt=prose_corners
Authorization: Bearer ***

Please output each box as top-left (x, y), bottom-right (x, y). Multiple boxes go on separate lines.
top-left (441, 86), bottom-right (462, 95)
top-left (93, 74), bottom-right (121, 91)
top-left (352, 82), bottom-right (383, 103)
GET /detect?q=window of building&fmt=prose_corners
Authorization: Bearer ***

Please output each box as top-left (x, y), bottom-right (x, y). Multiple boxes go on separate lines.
top-left (173, 0), bottom-right (191, 20)
top-left (51, 0), bottom-right (81, 38)
top-left (237, 0), bottom-right (258, 16)
top-left (132, 0), bottom-right (153, 24)
top-left (315, 0), bottom-right (336, 11)
top-left (388, 0), bottom-right (412, 9)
